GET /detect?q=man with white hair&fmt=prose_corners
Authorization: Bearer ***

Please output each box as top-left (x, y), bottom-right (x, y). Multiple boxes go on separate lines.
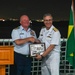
top-left (11, 15), bottom-right (37, 75)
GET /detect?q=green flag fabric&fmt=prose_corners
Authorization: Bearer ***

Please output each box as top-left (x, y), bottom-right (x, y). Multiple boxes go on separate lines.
top-left (66, 4), bottom-right (75, 68)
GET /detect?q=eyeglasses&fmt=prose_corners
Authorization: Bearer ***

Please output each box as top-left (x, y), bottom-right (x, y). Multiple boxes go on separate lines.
top-left (44, 19), bottom-right (52, 22)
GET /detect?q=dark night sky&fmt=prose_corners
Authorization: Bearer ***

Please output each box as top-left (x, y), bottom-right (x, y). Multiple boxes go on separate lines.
top-left (0, 0), bottom-right (71, 20)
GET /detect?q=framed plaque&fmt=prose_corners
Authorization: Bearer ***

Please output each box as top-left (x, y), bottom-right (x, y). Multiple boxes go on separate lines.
top-left (29, 43), bottom-right (45, 57)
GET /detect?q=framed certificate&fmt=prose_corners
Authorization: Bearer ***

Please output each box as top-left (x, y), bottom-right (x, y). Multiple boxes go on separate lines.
top-left (29, 43), bottom-right (45, 57)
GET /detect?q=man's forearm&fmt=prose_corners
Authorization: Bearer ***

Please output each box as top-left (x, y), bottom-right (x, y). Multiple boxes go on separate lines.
top-left (14, 38), bottom-right (30, 45)
top-left (42, 45), bottom-right (55, 57)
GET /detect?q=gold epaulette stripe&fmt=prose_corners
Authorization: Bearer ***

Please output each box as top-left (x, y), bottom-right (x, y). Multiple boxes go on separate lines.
top-left (53, 27), bottom-right (58, 32)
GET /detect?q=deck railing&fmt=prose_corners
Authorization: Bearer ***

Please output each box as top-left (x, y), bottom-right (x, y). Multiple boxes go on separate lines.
top-left (0, 39), bottom-right (75, 75)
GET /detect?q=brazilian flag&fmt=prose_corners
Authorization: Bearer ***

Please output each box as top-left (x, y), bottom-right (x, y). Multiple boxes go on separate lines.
top-left (66, 3), bottom-right (75, 68)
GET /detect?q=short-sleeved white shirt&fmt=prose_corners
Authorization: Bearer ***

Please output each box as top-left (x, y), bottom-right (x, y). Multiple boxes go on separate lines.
top-left (11, 25), bottom-right (37, 55)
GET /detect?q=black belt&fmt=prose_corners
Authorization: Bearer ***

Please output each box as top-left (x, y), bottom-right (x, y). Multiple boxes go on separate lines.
top-left (15, 52), bottom-right (30, 57)
top-left (24, 55), bottom-right (30, 57)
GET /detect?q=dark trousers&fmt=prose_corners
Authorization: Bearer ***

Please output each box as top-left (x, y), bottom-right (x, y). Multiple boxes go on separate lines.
top-left (10, 52), bottom-right (32, 75)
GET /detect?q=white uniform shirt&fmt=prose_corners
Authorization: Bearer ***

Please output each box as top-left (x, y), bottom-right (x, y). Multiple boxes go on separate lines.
top-left (38, 25), bottom-right (61, 52)
top-left (11, 25), bottom-right (37, 55)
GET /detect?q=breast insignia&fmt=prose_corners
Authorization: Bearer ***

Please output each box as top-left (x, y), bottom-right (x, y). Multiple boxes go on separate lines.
top-left (47, 36), bottom-right (51, 38)
top-left (40, 34), bottom-right (43, 36)
top-left (53, 27), bottom-right (58, 32)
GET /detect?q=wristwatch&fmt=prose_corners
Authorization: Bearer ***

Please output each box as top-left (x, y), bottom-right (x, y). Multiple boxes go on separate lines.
top-left (41, 55), bottom-right (44, 59)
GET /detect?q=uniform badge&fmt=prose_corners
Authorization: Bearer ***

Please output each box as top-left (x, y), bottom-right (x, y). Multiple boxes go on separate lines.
top-left (20, 33), bottom-right (24, 35)
top-left (30, 30), bottom-right (35, 36)
top-left (47, 36), bottom-right (51, 38)
top-left (40, 34), bottom-right (43, 36)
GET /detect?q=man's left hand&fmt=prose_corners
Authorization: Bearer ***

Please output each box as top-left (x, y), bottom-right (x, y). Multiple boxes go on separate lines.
top-left (35, 54), bottom-right (42, 60)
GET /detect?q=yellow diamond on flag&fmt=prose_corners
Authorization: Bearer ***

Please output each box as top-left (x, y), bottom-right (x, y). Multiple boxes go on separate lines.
top-left (70, 53), bottom-right (74, 56)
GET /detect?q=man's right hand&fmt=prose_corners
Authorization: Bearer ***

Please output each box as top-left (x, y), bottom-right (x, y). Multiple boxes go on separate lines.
top-left (28, 37), bottom-right (36, 43)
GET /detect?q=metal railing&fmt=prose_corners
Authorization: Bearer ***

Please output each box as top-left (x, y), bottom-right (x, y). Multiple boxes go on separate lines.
top-left (0, 39), bottom-right (75, 75)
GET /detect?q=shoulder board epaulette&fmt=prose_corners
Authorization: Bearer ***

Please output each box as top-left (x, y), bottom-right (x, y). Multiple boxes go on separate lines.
top-left (14, 26), bottom-right (19, 30)
top-left (53, 27), bottom-right (58, 32)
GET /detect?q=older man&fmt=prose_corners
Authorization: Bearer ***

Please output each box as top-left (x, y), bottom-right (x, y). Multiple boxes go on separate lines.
top-left (11, 15), bottom-right (37, 75)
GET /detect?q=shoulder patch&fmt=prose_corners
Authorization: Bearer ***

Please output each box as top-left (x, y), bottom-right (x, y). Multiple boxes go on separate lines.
top-left (53, 27), bottom-right (58, 32)
top-left (14, 26), bottom-right (19, 30)
top-left (31, 30), bottom-right (35, 32)
top-left (30, 30), bottom-right (35, 36)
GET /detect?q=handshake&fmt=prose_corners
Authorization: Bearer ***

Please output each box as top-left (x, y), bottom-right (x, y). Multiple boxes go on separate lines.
top-left (29, 37), bottom-right (45, 60)
top-left (28, 37), bottom-right (41, 43)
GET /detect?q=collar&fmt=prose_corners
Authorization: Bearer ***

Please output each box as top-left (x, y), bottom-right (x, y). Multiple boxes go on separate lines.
top-left (20, 25), bottom-right (31, 32)
top-left (45, 25), bottom-right (54, 33)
